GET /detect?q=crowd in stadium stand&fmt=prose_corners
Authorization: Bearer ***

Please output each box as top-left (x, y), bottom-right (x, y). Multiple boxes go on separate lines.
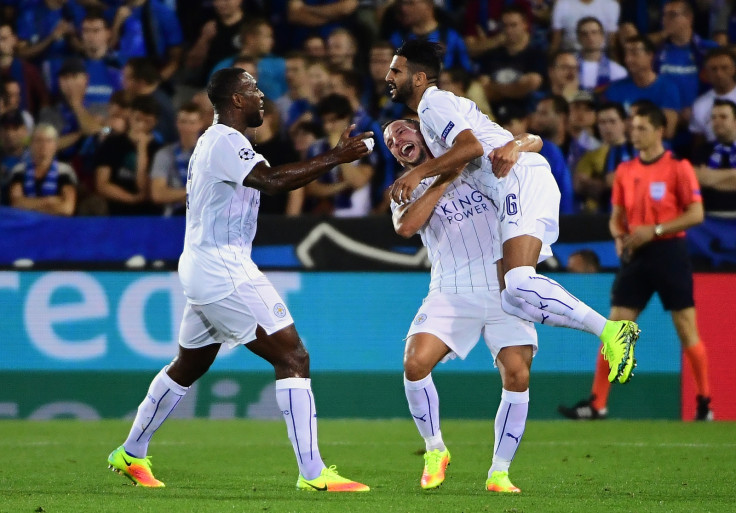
top-left (1, 0), bottom-right (735, 220)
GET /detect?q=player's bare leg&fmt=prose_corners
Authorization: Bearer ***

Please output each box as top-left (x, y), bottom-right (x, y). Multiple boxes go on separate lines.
top-left (486, 345), bottom-right (532, 493)
top-left (404, 333), bottom-right (452, 489)
top-left (247, 325), bottom-right (369, 491)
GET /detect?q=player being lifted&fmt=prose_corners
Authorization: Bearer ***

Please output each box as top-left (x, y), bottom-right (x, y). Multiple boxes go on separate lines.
top-left (385, 40), bottom-right (640, 386)
top-left (386, 118), bottom-right (539, 493)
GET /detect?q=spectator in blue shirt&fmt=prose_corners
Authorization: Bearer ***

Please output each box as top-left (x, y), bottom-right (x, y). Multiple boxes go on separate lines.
top-left (110, 0), bottom-right (183, 82)
top-left (604, 35), bottom-right (680, 139)
top-left (76, 11), bottom-right (122, 107)
top-left (655, 0), bottom-right (718, 112)
top-left (389, 0), bottom-right (473, 73)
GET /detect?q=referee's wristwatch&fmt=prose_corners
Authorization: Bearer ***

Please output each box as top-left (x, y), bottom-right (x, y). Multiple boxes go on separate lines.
top-left (654, 224), bottom-right (665, 237)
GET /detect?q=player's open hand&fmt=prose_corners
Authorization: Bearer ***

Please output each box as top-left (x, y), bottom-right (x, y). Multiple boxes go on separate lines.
top-left (389, 167), bottom-right (422, 204)
top-left (335, 124), bottom-right (374, 162)
top-left (488, 140), bottom-right (520, 177)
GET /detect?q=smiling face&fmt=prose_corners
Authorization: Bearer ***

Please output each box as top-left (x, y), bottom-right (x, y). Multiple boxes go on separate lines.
top-left (383, 119), bottom-right (429, 168)
top-left (385, 55), bottom-right (415, 104)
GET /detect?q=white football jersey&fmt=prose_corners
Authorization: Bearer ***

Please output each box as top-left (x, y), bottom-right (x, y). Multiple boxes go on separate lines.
top-left (178, 124), bottom-right (268, 304)
top-left (391, 176), bottom-right (501, 293)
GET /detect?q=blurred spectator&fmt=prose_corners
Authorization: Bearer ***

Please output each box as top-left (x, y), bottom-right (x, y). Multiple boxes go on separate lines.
top-left (326, 28), bottom-right (358, 72)
top-left (150, 102), bottom-right (202, 217)
top-left (0, 22), bottom-right (50, 118)
top-left (9, 123), bottom-right (77, 216)
top-left (388, 0), bottom-right (473, 72)
top-left (576, 16), bottom-right (627, 93)
top-left (289, 119), bottom-right (323, 160)
top-left (547, 50), bottom-right (580, 101)
top-left (691, 99), bottom-right (736, 218)
top-left (439, 67), bottom-right (492, 118)
top-left (275, 52), bottom-right (314, 133)
top-left (111, 0), bottom-right (183, 82)
top-left (190, 90), bottom-right (215, 128)
top-left (690, 48), bottom-right (736, 146)
top-left (655, 0), bottom-right (718, 116)
top-left (210, 18), bottom-right (286, 100)
top-left (477, 5), bottom-right (546, 111)
top-left (604, 35), bottom-right (680, 139)
top-left (187, 0), bottom-right (244, 86)
top-left (15, 0), bottom-right (81, 88)
top-left (306, 58), bottom-right (331, 103)
top-left (122, 57), bottom-right (176, 143)
top-left (232, 55), bottom-right (259, 80)
top-left (566, 248), bottom-right (601, 272)
top-left (710, 0), bottom-right (736, 46)
top-left (575, 101), bottom-right (634, 213)
top-left (1, 78), bottom-right (35, 132)
top-left (303, 33), bottom-right (326, 59)
top-left (286, 0), bottom-right (359, 51)
top-left (462, 0), bottom-right (535, 59)
top-left (327, 67), bottom-right (395, 211)
top-left (502, 99), bottom-right (576, 214)
top-left (94, 94), bottom-right (161, 215)
top-left (366, 40), bottom-right (404, 125)
top-left (305, 93), bottom-right (373, 217)
top-left (566, 90), bottom-right (601, 172)
top-left (246, 98), bottom-right (304, 215)
top-left (77, 10), bottom-right (122, 108)
top-left (0, 110), bottom-right (30, 205)
top-left (550, 0), bottom-right (620, 53)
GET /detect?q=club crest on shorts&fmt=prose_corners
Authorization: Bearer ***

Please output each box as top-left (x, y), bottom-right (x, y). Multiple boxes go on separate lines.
top-left (273, 303), bottom-right (287, 318)
top-left (239, 148), bottom-right (255, 160)
top-left (414, 313), bottom-right (427, 325)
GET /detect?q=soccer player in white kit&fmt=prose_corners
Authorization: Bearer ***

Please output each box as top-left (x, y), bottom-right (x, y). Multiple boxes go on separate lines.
top-left (385, 40), bottom-right (639, 386)
top-left (385, 118), bottom-right (537, 493)
top-left (107, 68), bottom-right (372, 492)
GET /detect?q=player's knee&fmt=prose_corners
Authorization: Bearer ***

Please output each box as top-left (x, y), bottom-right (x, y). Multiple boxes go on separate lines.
top-left (502, 365), bottom-right (530, 392)
top-left (279, 344), bottom-right (310, 373)
top-left (503, 266), bottom-right (537, 297)
top-left (403, 356), bottom-right (432, 382)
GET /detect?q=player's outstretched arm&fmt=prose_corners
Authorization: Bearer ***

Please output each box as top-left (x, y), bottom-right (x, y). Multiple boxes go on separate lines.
top-left (243, 125), bottom-right (373, 194)
top-left (392, 169), bottom-right (460, 238)
top-left (390, 130), bottom-right (482, 203)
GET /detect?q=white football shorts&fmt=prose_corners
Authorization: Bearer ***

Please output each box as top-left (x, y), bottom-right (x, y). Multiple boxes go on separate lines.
top-left (497, 153), bottom-right (560, 261)
top-left (406, 289), bottom-right (538, 365)
top-left (179, 275), bottom-right (294, 349)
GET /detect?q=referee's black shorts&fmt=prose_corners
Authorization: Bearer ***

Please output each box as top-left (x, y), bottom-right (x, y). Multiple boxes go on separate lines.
top-left (611, 237), bottom-right (694, 311)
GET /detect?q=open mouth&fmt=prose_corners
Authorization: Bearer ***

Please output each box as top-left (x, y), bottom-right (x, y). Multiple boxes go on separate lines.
top-left (387, 83), bottom-right (396, 94)
top-left (400, 143), bottom-right (415, 158)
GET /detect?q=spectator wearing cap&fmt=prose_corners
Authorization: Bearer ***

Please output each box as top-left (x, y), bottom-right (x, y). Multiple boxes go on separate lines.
top-left (0, 22), bottom-right (49, 118)
top-left (0, 110), bottom-right (30, 205)
top-left (603, 35), bottom-right (680, 139)
top-left (498, 100), bottom-right (576, 214)
top-left (94, 95), bottom-right (161, 216)
top-left (78, 10), bottom-right (122, 108)
top-left (567, 90), bottom-right (602, 171)
top-left (575, 101), bottom-right (634, 212)
top-left (122, 57), bottom-right (176, 143)
top-left (477, 5), bottom-right (546, 113)
top-left (575, 17), bottom-right (627, 93)
top-left (689, 49), bottom-right (736, 147)
top-left (111, 0), bottom-right (183, 82)
top-left (9, 123), bottom-right (77, 216)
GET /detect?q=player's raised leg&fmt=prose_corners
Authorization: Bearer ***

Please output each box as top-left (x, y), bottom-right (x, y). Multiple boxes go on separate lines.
top-left (486, 345), bottom-right (532, 493)
top-left (404, 333), bottom-right (452, 490)
top-left (246, 324), bottom-right (369, 492)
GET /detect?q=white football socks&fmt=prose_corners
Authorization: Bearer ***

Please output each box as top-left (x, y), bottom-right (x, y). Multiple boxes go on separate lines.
top-left (404, 373), bottom-right (445, 452)
top-left (275, 377), bottom-right (325, 481)
top-left (504, 266), bottom-right (607, 336)
top-left (123, 366), bottom-right (188, 458)
top-left (489, 388), bottom-right (529, 476)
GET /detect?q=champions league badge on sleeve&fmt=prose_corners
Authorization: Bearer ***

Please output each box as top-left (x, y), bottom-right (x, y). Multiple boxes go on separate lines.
top-left (239, 148), bottom-right (256, 160)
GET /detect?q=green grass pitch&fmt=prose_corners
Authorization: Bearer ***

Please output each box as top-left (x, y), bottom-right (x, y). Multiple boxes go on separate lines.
top-left (1, 419), bottom-right (734, 513)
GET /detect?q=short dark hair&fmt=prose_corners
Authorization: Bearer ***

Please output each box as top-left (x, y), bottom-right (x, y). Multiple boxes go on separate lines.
top-left (109, 90), bottom-right (130, 109)
top-left (241, 17), bottom-right (270, 40)
top-left (665, 0), bottom-right (692, 17)
top-left (316, 93), bottom-right (353, 120)
top-left (596, 101), bottom-right (627, 120)
top-left (629, 99), bottom-right (658, 115)
top-left (381, 118), bottom-right (420, 133)
top-left (126, 57), bottom-right (160, 85)
top-left (576, 16), bottom-right (603, 34)
top-left (178, 101), bottom-right (201, 116)
top-left (550, 50), bottom-right (576, 69)
top-left (569, 249), bottom-right (600, 271)
top-left (395, 39), bottom-right (443, 83)
top-left (625, 35), bottom-right (656, 55)
top-left (501, 5), bottom-right (528, 23)
top-left (82, 8), bottom-right (109, 28)
top-left (541, 94), bottom-right (569, 116)
top-left (207, 67), bottom-right (246, 111)
top-left (713, 98), bottom-right (736, 118)
top-left (442, 67), bottom-right (471, 91)
top-left (634, 104), bottom-right (667, 129)
top-left (331, 68), bottom-right (363, 94)
top-left (130, 94), bottom-right (160, 118)
top-left (704, 47), bottom-right (736, 66)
